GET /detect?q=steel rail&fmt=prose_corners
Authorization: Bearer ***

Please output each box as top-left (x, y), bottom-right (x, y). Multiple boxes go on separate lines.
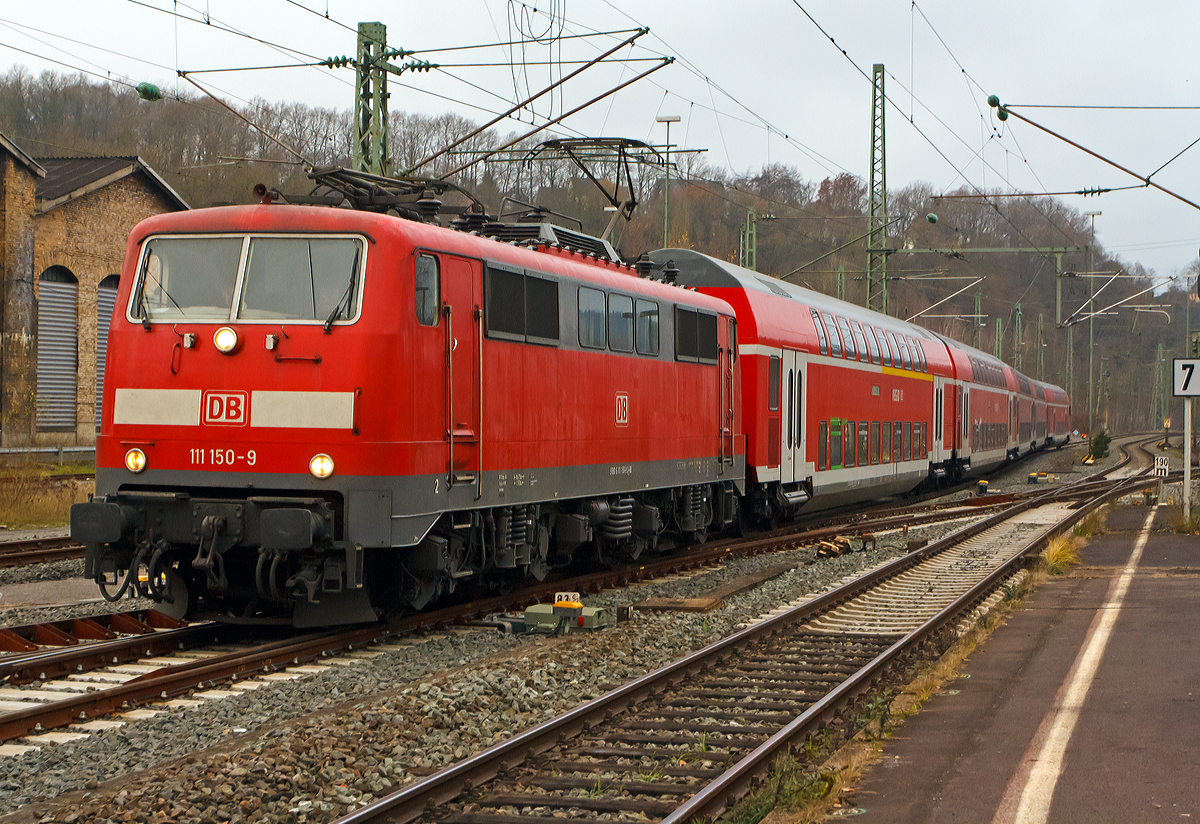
top-left (0, 621), bottom-right (227, 686)
top-left (0, 537), bottom-right (83, 568)
top-left (331, 474), bottom-right (1142, 824)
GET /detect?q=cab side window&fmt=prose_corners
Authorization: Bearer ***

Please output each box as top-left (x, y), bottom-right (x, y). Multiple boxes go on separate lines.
top-left (415, 253), bottom-right (440, 326)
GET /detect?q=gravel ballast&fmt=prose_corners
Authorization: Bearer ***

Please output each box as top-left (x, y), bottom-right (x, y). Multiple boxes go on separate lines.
top-left (0, 449), bottom-right (1115, 823)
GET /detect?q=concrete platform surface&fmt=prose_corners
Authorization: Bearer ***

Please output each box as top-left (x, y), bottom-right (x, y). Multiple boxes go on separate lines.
top-left (852, 504), bottom-right (1199, 823)
top-left (0, 577), bottom-right (100, 610)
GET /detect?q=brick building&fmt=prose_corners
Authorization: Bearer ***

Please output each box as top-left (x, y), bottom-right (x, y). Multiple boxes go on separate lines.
top-left (0, 136), bottom-right (188, 446)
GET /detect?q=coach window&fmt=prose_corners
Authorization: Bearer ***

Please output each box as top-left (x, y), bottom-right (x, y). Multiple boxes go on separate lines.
top-left (676, 307), bottom-right (698, 361)
top-left (811, 309), bottom-right (829, 356)
top-left (881, 420), bottom-right (892, 463)
top-left (697, 312), bottom-right (719, 362)
top-left (836, 317), bottom-right (856, 359)
top-left (875, 328), bottom-right (892, 367)
top-left (870, 420), bottom-right (880, 464)
top-left (578, 286), bottom-right (606, 348)
top-left (859, 421), bottom-right (869, 467)
top-left (768, 356), bottom-right (781, 412)
top-left (885, 332), bottom-right (901, 368)
top-left (903, 422), bottom-right (912, 461)
top-left (818, 420), bottom-right (828, 470)
top-left (415, 254), bottom-right (440, 326)
top-left (821, 312), bottom-right (843, 357)
top-left (796, 371), bottom-right (803, 449)
top-left (862, 323), bottom-right (880, 364)
top-left (850, 321), bottom-right (869, 362)
top-left (898, 336), bottom-right (913, 370)
top-left (893, 421), bottom-right (903, 462)
top-left (608, 293), bottom-right (634, 352)
top-left (830, 419), bottom-right (843, 468)
top-left (913, 338), bottom-right (927, 372)
top-left (636, 299), bottom-right (660, 355)
top-left (845, 421), bottom-right (856, 467)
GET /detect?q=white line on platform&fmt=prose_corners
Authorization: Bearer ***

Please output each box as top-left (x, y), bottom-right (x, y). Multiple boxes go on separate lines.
top-left (992, 505), bottom-right (1157, 824)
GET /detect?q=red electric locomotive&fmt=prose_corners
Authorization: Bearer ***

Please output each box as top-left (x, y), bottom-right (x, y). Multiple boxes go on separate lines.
top-left (72, 197), bottom-right (744, 626)
top-left (649, 249), bottom-right (1070, 519)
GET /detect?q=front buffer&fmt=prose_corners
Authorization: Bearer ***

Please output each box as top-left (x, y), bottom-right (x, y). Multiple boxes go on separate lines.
top-left (72, 489), bottom-right (373, 627)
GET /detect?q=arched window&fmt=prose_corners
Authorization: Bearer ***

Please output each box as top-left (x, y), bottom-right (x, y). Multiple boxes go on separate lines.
top-left (37, 266), bottom-right (78, 431)
top-left (96, 275), bottom-right (120, 429)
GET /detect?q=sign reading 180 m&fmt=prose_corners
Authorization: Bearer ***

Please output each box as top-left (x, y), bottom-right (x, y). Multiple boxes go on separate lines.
top-left (1173, 359), bottom-right (1200, 397)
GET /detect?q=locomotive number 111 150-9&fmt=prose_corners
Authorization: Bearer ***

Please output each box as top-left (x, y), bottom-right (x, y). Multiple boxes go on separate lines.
top-left (190, 448), bottom-right (259, 466)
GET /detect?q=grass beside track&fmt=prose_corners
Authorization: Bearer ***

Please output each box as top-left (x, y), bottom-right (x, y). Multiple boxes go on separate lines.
top-left (0, 461), bottom-right (94, 528)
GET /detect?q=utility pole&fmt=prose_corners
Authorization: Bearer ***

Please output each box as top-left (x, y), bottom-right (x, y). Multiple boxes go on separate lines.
top-left (739, 209), bottom-right (757, 271)
top-left (837, 266), bottom-right (845, 302)
top-left (1036, 313), bottom-right (1045, 382)
top-left (326, 22), bottom-right (436, 177)
top-left (866, 63), bottom-right (889, 314)
top-left (973, 291), bottom-right (983, 350)
top-left (1014, 304), bottom-right (1023, 371)
top-left (1084, 211), bottom-right (1101, 441)
top-left (994, 318), bottom-right (1003, 361)
top-left (657, 114), bottom-right (680, 248)
top-left (354, 23), bottom-right (390, 176)
top-left (1151, 342), bottom-right (1166, 429)
top-left (1067, 328), bottom-right (1074, 411)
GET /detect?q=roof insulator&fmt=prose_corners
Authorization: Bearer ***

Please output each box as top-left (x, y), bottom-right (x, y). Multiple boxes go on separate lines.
top-left (662, 260), bottom-right (680, 284)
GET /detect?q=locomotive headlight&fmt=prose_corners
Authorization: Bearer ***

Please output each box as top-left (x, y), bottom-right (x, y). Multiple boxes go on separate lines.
top-left (213, 326), bottom-right (240, 353)
top-left (125, 448), bottom-right (147, 473)
top-left (309, 453), bottom-right (334, 479)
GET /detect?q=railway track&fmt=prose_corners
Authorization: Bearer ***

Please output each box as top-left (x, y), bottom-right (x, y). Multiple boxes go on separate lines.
top-left (331, 469), bottom-right (1151, 824)
top-left (0, 536), bottom-right (83, 568)
top-left (0, 438), bottom-right (1153, 753)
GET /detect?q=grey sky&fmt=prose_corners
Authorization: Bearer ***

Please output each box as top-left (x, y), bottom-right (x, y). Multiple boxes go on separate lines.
top-left (3, 1), bottom-right (1198, 281)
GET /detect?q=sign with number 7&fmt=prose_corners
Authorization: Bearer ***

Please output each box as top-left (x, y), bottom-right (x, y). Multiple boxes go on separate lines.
top-left (1173, 359), bottom-right (1200, 396)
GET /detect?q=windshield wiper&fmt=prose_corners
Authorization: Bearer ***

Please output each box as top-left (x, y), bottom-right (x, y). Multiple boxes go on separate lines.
top-left (323, 247), bottom-right (361, 333)
top-left (135, 266), bottom-right (184, 331)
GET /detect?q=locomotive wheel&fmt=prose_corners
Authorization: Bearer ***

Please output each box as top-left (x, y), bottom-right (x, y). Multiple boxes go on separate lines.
top-left (155, 568), bottom-right (192, 620)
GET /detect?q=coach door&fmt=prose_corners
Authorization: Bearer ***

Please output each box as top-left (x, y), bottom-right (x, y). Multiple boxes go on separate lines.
top-left (932, 376), bottom-right (945, 465)
top-left (717, 316), bottom-right (736, 474)
top-left (780, 349), bottom-right (803, 483)
top-left (442, 255), bottom-right (482, 495)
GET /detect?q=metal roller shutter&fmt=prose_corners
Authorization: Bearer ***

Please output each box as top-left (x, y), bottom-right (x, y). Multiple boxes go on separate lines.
top-left (37, 280), bottom-right (78, 430)
top-left (96, 279), bottom-right (118, 429)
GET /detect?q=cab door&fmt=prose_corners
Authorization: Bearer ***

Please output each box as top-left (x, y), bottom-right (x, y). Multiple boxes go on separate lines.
top-left (442, 255), bottom-right (482, 495)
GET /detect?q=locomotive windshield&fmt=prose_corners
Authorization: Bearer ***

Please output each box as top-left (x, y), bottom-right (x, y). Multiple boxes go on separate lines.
top-left (133, 235), bottom-right (364, 324)
top-left (136, 237), bottom-right (242, 321)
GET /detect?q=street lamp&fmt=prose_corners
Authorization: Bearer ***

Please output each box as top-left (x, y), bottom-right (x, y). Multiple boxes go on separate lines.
top-left (656, 114), bottom-right (680, 248)
top-left (1084, 210), bottom-right (1101, 442)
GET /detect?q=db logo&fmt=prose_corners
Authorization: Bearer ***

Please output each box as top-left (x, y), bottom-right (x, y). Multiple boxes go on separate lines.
top-left (203, 391), bottom-right (248, 426)
top-left (615, 392), bottom-right (629, 427)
